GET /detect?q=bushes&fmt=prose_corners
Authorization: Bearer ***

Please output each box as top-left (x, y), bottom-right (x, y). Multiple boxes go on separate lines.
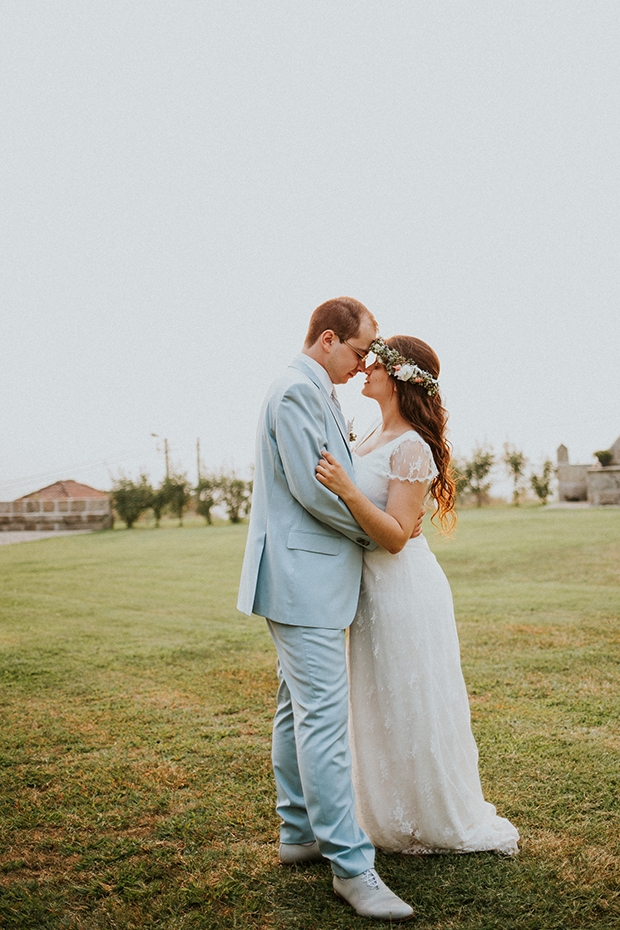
top-left (594, 449), bottom-right (614, 467)
top-left (111, 470), bottom-right (252, 528)
top-left (196, 472), bottom-right (253, 525)
top-left (454, 445), bottom-right (557, 507)
top-left (461, 445), bottom-right (495, 507)
top-left (530, 459), bottom-right (555, 504)
top-left (195, 475), bottom-right (220, 525)
top-left (503, 443), bottom-right (528, 506)
top-left (218, 474), bottom-right (253, 523)
top-left (110, 474), bottom-right (154, 528)
top-left (162, 474), bottom-right (193, 526)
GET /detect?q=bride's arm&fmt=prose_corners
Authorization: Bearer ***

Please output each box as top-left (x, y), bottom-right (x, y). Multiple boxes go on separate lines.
top-left (316, 450), bottom-right (427, 554)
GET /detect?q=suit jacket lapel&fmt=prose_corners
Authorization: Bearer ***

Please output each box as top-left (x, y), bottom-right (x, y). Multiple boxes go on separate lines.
top-left (289, 357), bottom-right (352, 456)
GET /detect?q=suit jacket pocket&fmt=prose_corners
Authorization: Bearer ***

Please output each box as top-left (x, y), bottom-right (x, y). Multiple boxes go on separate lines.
top-left (287, 530), bottom-right (342, 556)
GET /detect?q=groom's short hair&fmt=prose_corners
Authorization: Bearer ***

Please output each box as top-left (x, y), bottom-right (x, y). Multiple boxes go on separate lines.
top-left (304, 297), bottom-right (377, 348)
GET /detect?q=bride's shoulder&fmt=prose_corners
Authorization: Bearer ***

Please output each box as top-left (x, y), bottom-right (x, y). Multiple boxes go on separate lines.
top-left (388, 431), bottom-right (437, 481)
top-left (391, 428), bottom-right (429, 452)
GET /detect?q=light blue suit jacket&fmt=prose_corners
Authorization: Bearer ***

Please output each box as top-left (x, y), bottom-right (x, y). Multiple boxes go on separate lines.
top-left (237, 355), bottom-right (377, 628)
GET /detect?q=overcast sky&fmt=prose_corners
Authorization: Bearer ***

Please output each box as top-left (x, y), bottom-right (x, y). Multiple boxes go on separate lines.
top-left (2, 1), bottom-right (618, 499)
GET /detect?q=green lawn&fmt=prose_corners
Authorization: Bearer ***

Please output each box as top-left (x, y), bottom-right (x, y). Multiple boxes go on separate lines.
top-left (0, 507), bottom-right (619, 929)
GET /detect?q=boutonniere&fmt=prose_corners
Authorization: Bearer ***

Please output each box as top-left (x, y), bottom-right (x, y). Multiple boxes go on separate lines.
top-left (347, 418), bottom-right (357, 444)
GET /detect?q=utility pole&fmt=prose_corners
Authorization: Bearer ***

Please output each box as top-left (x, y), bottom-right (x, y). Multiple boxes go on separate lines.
top-left (197, 438), bottom-right (201, 484)
top-left (151, 434), bottom-right (170, 479)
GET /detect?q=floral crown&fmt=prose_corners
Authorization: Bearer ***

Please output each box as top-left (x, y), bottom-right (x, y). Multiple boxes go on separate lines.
top-left (369, 337), bottom-right (439, 396)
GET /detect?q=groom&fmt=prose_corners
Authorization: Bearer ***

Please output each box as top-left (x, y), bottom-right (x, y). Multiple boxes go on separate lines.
top-left (237, 297), bottom-right (414, 921)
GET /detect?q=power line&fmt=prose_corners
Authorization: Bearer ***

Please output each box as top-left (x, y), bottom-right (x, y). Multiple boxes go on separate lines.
top-left (0, 448), bottom-right (152, 494)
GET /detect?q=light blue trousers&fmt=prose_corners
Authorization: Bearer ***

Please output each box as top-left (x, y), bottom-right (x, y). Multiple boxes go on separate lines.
top-left (267, 619), bottom-right (375, 878)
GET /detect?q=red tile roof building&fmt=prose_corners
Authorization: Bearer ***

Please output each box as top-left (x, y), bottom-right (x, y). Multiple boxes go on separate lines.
top-left (2, 481), bottom-right (112, 531)
top-left (17, 480), bottom-right (109, 501)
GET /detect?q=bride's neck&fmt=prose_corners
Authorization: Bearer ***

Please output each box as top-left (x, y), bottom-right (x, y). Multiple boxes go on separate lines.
top-left (377, 396), bottom-right (410, 437)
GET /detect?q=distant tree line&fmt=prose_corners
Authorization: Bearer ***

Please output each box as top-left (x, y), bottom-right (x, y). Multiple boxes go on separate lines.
top-left (111, 470), bottom-right (252, 528)
top-left (112, 442), bottom-right (559, 528)
top-left (452, 444), bottom-right (556, 507)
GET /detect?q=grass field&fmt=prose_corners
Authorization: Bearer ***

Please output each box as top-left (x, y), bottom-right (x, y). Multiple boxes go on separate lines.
top-left (0, 507), bottom-right (619, 929)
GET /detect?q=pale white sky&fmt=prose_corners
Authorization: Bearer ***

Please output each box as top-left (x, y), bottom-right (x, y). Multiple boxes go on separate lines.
top-left (1, 2), bottom-right (618, 499)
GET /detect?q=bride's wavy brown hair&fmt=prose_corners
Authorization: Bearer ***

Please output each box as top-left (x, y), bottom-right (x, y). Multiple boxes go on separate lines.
top-left (386, 336), bottom-right (456, 535)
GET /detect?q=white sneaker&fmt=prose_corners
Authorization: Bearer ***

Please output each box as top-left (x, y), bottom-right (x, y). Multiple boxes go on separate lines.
top-left (279, 840), bottom-right (325, 865)
top-left (333, 869), bottom-right (414, 921)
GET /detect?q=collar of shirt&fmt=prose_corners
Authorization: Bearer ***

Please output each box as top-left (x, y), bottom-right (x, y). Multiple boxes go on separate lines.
top-left (298, 354), bottom-right (335, 398)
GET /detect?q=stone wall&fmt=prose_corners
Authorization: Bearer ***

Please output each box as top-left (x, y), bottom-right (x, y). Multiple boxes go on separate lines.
top-left (557, 464), bottom-right (589, 501)
top-left (0, 499), bottom-right (113, 532)
top-left (557, 438), bottom-right (620, 506)
top-left (587, 466), bottom-right (620, 506)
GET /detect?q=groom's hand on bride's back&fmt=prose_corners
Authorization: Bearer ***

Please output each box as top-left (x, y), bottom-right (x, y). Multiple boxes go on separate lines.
top-left (410, 507), bottom-right (425, 538)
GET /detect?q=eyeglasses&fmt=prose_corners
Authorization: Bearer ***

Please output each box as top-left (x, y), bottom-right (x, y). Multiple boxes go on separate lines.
top-left (338, 337), bottom-right (371, 361)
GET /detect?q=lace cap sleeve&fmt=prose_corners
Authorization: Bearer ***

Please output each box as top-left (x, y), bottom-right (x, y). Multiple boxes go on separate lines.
top-left (388, 435), bottom-right (438, 485)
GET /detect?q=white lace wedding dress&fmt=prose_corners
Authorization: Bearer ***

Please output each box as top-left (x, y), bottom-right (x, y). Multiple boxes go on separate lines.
top-left (348, 429), bottom-right (519, 855)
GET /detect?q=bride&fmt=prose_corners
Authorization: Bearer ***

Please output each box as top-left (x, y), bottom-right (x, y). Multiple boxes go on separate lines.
top-left (315, 335), bottom-right (519, 856)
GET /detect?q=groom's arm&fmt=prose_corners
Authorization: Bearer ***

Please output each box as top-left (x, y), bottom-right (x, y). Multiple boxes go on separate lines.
top-left (275, 381), bottom-right (378, 550)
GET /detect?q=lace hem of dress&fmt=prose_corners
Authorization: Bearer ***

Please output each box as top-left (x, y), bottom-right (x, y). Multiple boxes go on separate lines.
top-left (387, 471), bottom-right (432, 484)
top-left (399, 838), bottom-right (519, 857)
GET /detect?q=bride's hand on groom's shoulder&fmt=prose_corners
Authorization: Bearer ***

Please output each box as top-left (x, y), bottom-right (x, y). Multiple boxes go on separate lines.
top-left (316, 450), bottom-right (352, 498)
